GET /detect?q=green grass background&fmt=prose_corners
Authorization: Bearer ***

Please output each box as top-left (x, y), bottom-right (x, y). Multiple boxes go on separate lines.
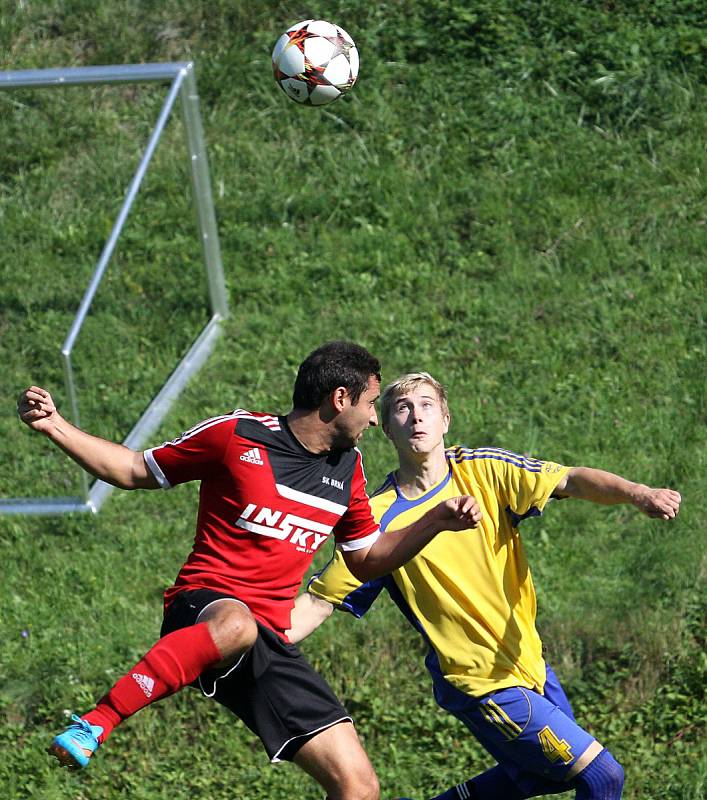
top-left (0, 1), bottom-right (705, 798)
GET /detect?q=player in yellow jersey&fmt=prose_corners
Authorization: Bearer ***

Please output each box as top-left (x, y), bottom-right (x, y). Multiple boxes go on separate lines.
top-left (287, 372), bottom-right (681, 800)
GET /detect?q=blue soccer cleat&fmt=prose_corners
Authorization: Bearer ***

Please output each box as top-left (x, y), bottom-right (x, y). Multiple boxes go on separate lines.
top-left (48, 714), bottom-right (103, 769)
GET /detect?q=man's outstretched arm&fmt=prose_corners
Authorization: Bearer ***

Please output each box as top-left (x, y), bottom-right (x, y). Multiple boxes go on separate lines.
top-left (17, 386), bottom-right (158, 490)
top-left (343, 495), bottom-right (482, 582)
top-left (554, 466), bottom-right (681, 520)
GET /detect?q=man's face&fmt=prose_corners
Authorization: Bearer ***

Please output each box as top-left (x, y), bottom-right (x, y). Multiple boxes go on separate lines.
top-left (333, 375), bottom-right (380, 449)
top-left (384, 383), bottom-right (449, 455)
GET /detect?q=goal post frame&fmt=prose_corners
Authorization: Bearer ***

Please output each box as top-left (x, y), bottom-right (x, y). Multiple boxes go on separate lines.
top-left (0, 62), bottom-right (228, 515)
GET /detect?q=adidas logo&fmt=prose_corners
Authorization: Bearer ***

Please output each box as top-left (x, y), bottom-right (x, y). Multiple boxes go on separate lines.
top-left (240, 447), bottom-right (263, 465)
top-left (132, 673), bottom-right (155, 698)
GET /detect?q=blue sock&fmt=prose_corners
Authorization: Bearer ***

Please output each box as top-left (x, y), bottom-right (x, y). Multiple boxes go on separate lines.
top-left (573, 749), bottom-right (624, 800)
top-left (428, 766), bottom-right (527, 800)
top-left (426, 750), bottom-right (623, 800)
top-left (427, 784), bottom-right (473, 800)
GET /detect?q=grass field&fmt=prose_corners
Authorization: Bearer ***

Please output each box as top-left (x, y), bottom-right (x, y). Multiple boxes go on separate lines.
top-left (1, 2), bottom-right (705, 798)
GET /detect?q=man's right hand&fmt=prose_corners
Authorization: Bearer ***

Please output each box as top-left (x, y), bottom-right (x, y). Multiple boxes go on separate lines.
top-left (343, 494), bottom-right (484, 582)
top-left (17, 386), bottom-right (60, 434)
top-left (435, 495), bottom-right (483, 530)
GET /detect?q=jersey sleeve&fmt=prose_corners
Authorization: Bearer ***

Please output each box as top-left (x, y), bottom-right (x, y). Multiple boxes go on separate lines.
top-left (144, 415), bottom-right (236, 488)
top-left (307, 548), bottom-right (386, 618)
top-left (332, 451), bottom-right (380, 551)
top-left (497, 451), bottom-right (571, 520)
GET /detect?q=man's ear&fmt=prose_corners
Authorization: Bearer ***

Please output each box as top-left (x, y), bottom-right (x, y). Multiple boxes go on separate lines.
top-left (442, 412), bottom-right (451, 435)
top-left (331, 386), bottom-right (348, 412)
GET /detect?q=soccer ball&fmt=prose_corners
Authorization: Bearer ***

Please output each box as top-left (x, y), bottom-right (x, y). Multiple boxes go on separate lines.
top-left (272, 19), bottom-right (359, 106)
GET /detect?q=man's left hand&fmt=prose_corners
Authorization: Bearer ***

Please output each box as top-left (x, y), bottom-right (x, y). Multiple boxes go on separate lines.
top-left (634, 487), bottom-right (681, 520)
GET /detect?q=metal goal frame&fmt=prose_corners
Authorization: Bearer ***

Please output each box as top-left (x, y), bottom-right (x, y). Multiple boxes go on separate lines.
top-left (0, 62), bottom-right (228, 515)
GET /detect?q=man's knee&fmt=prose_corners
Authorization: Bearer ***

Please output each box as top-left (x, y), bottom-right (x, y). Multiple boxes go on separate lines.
top-left (323, 747), bottom-right (379, 800)
top-left (573, 748), bottom-right (624, 800)
top-left (200, 600), bottom-right (258, 663)
top-left (347, 765), bottom-right (379, 800)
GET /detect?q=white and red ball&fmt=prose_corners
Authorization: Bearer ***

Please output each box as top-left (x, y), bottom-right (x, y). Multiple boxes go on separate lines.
top-left (272, 19), bottom-right (359, 106)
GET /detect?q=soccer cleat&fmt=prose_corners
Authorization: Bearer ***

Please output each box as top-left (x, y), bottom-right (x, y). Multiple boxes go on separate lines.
top-left (48, 714), bottom-right (103, 769)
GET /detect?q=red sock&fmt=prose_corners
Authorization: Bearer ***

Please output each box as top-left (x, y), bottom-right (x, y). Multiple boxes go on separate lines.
top-left (82, 622), bottom-right (221, 743)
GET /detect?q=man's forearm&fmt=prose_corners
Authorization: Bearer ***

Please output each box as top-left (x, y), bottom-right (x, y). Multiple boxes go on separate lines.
top-left (44, 416), bottom-right (150, 489)
top-left (559, 467), bottom-right (681, 520)
top-left (344, 495), bottom-right (482, 582)
top-left (287, 593), bottom-right (334, 643)
top-left (559, 467), bottom-right (646, 505)
top-left (345, 508), bottom-right (446, 582)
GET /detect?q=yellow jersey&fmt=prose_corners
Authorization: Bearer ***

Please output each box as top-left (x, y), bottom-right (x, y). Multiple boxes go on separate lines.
top-left (308, 446), bottom-right (570, 697)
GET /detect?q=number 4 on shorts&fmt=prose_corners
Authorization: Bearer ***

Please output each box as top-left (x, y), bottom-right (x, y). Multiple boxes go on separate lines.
top-left (538, 725), bottom-right (574, 764)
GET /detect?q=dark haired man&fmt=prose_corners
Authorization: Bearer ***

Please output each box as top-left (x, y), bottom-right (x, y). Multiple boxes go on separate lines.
top-left (17, 343), bottom-right (481, 800)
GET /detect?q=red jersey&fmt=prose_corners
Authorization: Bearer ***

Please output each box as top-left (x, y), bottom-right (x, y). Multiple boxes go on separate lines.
top-left (144, 410), bottom-right (380, 638)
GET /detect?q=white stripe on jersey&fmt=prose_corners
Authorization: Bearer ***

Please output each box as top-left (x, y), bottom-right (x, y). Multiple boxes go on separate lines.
top-left (232, 409), bottom-right (281, 430)
top-left (275, 483), bottom-right (348, 516)
top-left (163, 409), bottom-right (281, 448)
top-left (144, 448), bottom-right (171, 489)
top-left (337, 527), bottom-right (381, 552)
top-left (237, 518), bottom-right (289, 540)
top-left (145, 413), bottom-right (240, 488)
top-left (175, 411), bottom-right (240, 441)
top-left (237, 515), bottom-right (333, 540)
top-left (354, 446), bottom-right (369, 487)
top-left (146, 410), bottom-right (279, 487)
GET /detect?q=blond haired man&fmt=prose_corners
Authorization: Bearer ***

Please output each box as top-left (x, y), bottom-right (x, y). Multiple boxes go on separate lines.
top-left (289, 372), bottom-right (680, 800)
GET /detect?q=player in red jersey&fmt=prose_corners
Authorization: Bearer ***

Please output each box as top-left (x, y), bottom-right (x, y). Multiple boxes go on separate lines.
top-left (18, 341), bottom-right (481, 800)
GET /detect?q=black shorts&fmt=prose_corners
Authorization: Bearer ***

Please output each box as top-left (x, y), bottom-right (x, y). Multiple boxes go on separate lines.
top-left (161, 589), bottom-right (352, 762)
